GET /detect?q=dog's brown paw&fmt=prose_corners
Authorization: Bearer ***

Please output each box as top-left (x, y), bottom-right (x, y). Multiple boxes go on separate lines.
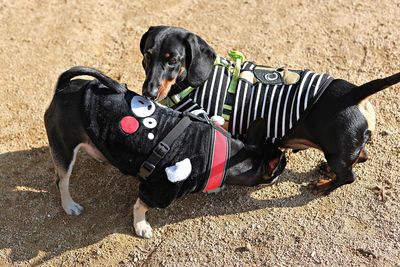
top-left (309, 178), bottom-right (335, 196)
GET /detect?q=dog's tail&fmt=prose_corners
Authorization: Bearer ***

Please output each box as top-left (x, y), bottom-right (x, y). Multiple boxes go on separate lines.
top-left (349, 72), bottom-right (400, 103)
top-left (55, 66), bottom-right (126, 93)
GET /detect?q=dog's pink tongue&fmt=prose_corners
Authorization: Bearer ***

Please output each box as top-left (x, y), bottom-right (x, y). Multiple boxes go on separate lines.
top-left (120, 116), bottom-right (139, 134)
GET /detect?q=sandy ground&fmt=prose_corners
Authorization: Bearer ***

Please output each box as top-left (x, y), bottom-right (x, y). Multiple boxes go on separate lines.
top-left (0, 0), bottom-right (399, 266)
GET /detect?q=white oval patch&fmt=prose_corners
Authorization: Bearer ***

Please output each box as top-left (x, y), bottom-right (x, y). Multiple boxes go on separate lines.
top-left (148, 133), bottom-right (154, 140)
top-left (143, 117), bottom-right (157, 129)
top-left (131, 96), bottom-right (156, 118)
top-left (165, 158), bottom-right (192, 183)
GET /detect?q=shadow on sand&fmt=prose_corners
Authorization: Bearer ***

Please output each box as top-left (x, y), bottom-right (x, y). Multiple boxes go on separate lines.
top-left (0, 146), bottom-right (321, 264)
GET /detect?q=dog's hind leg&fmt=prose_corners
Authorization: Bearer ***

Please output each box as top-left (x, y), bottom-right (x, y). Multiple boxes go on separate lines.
top-left (50, 142), bottom-right (84, 215)
top-left (311, 154), bottom-right (356, 195)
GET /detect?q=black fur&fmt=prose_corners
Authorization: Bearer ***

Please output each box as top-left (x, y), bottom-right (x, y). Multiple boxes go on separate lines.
top-left (140, 26), bottom-right (215, 99)
top-left (140, 25), bottom-right (400, 195)
top-left (45, 66), bottom-right (286, 209)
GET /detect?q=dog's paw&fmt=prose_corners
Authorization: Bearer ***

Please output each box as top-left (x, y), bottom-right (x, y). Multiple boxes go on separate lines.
top-left (134, 221), bottom-right (153, 238)
top-left (63, 201), bottom-right (84, 215)
top-left (309, 179), bottom-right (335, 196)
top-left (316, 162), bottom-right (335, 177)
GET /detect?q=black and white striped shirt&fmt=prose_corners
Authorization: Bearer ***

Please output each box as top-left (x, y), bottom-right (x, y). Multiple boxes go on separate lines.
top-left (170, 60), bottom-right (333, 143)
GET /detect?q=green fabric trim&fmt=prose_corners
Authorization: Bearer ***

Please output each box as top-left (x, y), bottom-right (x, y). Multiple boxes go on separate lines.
top-left (223, 104), bottom-right (232, 111)
top-left (227, 50), bottom-right (245, 94)
top-left (160, 97), bottom-right (176, 108)
top-left (161, 87), bottom-right (194, 108)
top-left (214, 55), bottom-right (222, 65)
top-left (178, 86), bottom-right (194, 99)
top-left (222, 114), bottom-right (230, 121)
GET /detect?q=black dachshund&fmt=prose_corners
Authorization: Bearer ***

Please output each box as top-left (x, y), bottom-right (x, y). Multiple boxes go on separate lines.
top-left (140, 25), bottom-right (400, 195)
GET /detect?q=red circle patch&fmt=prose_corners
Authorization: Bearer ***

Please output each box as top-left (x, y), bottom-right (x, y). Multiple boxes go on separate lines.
top-left (120, 116), bottom-right (139, 134)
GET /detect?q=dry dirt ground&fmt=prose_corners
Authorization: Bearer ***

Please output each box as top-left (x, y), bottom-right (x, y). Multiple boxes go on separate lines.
top-left (1, 0), bottom-right (399, 266)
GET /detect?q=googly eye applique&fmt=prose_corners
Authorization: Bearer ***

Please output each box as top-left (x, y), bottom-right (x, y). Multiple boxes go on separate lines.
top-left (120, 116), bottom-right (139, 134)
top-left (131, 96), bottom-right (156, 118)
top-left (143, 117), bottom-right (157, 129)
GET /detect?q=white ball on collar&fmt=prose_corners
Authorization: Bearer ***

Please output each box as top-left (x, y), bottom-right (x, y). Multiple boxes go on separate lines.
top-left (210, 115), bottom-right (225, 126)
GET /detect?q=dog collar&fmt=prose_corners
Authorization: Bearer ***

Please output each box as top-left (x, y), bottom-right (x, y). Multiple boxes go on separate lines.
top-left (202, 126), bottom-right (230, 193)
top-left (161, 52), bottom-right (242, 107)
top-left (137, 116), bottom-right (192, 179)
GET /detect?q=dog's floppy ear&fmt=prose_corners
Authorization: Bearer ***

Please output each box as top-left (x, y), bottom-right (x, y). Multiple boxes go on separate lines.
top-left (140, 27), bottom-right (154, 54)
top-left (185, 33), bottom-right (216, 87)
top-left (246, 118), bottom-right (267, 147)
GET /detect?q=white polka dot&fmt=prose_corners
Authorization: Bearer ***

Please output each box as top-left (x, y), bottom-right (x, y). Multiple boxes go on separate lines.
top-left (131, 96), bottom-right (156, 118)
top-left (143, 117), bottom-right (157, 129)
top-left (148, 133), bottom-right (154, 140)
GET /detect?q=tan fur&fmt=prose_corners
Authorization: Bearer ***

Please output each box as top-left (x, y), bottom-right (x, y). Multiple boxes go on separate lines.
top-left (357, 99), bottom-right (376, 134)
top-left (133, 198), bottom-right (152, 238)
top-left (157, 67), bottom-right (185, 100)
top-left (158, 78), bottom-right (177, 100)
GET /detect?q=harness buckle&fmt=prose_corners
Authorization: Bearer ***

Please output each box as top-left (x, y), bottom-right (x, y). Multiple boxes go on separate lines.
top-left (154, 142), bottom-right (170, 159)
top-left (138, 161), bottom-right (155, 179)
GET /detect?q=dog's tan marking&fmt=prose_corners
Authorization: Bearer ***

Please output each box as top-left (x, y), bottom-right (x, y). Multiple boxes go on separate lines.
top-left (81, 142), bottom-right (106, 162)
top-left (316, 178), bottom-right (333, 187)
top-left (281, 138), bottom-right (322, 151)
top-left (311, 174), bottom-right (337, 195)
top-left (354, 147), bottom-right (368, 164)
top-left (357, 99), bottom-right (376, 134)
top-left (179, 66), bottom-right (185, 75)
top-left (158, 78), bottom-right (177, 100)
top-left (267, 157), bottom-right (281, 175)
top-left (156, 66), bottom-right (186, 100)
top-left (133, 198), bottom-right (152, 238)
top-left (164, 52), bottom-right (171, 59)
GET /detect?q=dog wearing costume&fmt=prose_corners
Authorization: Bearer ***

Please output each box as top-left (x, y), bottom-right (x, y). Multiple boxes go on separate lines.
top-left (44, 66), bottom-right (286, 238)
top-left (139, 25), bottom-right (400, 195)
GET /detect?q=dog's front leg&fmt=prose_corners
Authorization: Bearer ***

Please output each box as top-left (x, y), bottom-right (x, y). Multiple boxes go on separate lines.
top-left (133, 198), bottom-right (152, 238)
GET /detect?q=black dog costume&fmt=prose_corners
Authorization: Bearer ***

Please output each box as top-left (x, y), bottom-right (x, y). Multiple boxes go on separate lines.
top-left (44, 66), bottom-right (286, 238)
top-left (83, 80), bottom-right (232, 208)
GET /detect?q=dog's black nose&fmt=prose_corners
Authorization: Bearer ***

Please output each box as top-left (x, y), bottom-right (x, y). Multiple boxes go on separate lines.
top-left (143, 82), bottom-right (159, 100)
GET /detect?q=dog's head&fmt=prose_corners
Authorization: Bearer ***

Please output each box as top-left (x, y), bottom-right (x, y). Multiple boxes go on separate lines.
top-left (140, 26), bottom-right (216, 101)
top-left (246, 118), bottom-right (287, 183)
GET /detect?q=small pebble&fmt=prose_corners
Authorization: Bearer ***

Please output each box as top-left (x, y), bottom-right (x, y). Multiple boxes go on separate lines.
top-left (245, 242), bottom-right (252, 251)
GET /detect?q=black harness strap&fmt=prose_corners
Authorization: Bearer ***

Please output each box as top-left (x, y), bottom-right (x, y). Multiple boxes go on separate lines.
top-left (138, 116), bottom-right (192, 179)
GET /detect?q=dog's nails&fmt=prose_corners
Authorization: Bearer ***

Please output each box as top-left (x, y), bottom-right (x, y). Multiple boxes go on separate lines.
top-left (64, 201), bottom-right (84, 215)
top-left (135, 221), bottom-right (153, 238)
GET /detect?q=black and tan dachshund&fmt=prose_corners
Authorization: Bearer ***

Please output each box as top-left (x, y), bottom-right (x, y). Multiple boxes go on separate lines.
top-left (140, 25), bottom-right (400, 195)
top-left (44, 66), bottom-right (286, 238)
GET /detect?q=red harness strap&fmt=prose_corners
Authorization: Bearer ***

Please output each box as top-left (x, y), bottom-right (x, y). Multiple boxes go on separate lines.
top-left (203, 129), bottom-right (229, 192)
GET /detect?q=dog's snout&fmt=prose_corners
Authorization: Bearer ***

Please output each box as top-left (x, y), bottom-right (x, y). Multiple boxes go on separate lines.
top-left (143, 82), bottom-right (159, 100)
